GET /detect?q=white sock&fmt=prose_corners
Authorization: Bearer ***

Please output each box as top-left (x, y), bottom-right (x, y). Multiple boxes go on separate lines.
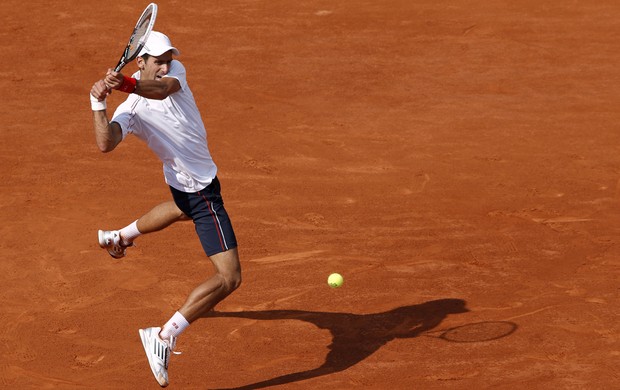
top-left (119, 220), bottom-right (141, 246)
top-left (160, 311), bottom-right (190, 340)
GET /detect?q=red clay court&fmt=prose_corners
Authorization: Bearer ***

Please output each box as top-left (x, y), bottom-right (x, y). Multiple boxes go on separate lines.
top-left (1, 1), bottom-right (618, 388)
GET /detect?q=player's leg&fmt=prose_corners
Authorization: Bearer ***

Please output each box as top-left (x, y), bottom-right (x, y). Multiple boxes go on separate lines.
top-left (138, 179), bottom-right (239, 386)
top-left (178, 248), bottom-right (241, 322)
top-left (153, 250), bottom-right (240, 347)
top-left (98, 201), bottom-right (189, 258)
top-left (159, 178), bottom-right (240, 333)
top-left (135, 200), bottom-right (190, 235)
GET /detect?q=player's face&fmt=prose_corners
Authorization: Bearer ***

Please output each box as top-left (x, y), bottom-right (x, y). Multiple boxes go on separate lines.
top-left (141, 51), bottom-right (174, 81)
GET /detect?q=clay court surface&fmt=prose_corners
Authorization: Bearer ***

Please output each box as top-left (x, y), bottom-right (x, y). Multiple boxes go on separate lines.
top-left (1, 0), bottom-right (619, 388)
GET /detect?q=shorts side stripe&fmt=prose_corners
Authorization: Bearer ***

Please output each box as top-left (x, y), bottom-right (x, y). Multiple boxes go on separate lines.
top-left (209, 198), bottom-right (229, 250)
top-left (198, 191), bottom-right (227, 251)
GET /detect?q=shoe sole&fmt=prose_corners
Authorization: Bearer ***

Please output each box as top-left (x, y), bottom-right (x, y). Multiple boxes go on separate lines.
top-left (139, 329), bottom-right (169, 387)
top-left (97, 230), bottom-right (125, 259)
top-left (97, 230), bottom-right (106, 248)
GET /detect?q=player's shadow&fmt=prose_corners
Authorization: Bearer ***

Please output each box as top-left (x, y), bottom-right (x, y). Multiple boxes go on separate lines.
top-left (209, 298), bottom-right (469, 390)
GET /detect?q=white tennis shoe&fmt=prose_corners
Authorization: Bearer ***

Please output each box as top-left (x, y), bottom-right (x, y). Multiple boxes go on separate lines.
top-left (139, 327), bottom-right (180, 387)
top-left (97, 230), bottom-right (129, 259)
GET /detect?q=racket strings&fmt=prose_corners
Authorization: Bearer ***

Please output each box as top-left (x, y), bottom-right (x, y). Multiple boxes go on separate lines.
top-left (127, 12), bottom-right (154, 58)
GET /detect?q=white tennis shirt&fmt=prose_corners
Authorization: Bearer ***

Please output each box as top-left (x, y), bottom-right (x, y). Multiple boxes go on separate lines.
top-left (111, 60), bottom-right (217, 193)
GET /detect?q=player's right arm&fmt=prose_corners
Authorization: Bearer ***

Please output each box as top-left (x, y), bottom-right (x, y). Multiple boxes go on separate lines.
top-left (90, 80), bottom-right (122, 153)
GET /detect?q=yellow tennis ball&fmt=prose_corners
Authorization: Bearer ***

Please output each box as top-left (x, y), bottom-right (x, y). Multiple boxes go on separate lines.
top-left (328, 273), bottom-right (344, 288)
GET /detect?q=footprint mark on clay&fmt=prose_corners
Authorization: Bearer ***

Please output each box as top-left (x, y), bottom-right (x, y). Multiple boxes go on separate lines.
top-left (72, 354), bottom-right (105, 369)
top-left (304, 213), bottom-right (325, 226)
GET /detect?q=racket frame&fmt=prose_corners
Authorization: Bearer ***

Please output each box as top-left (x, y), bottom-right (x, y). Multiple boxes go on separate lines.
top-left (114, 3), bottom-right (158, 72)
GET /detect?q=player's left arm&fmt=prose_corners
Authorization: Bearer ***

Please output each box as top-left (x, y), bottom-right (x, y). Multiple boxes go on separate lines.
top-left (104, 70), bottom-right (181, 100)
top-left (135, 76), bottom-right (181, 100)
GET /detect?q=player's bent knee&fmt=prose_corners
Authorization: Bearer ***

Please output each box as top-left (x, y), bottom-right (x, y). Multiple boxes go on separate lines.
top-left (210, 248), bottom-right (241, 293)
top-left (223, 271), bottom-right (241, 293)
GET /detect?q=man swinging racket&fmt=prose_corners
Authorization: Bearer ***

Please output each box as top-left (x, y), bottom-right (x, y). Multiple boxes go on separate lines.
top-left (89, 29), bottom-right (241, 387)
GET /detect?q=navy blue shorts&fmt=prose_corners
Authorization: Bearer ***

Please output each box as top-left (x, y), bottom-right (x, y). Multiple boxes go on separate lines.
top-left (169, 177), bottom-right (237, 257)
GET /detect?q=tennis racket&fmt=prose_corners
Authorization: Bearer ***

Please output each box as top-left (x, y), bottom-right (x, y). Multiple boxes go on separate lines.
top-left (113, 3), bottom-right (158, 72)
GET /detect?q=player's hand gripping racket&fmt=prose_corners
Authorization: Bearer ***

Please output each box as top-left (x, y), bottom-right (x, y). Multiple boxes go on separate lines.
top-left (113, 3), bottom-right (158, 72)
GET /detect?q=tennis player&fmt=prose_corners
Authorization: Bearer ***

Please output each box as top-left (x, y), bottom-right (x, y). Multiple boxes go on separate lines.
top-left (89, 31), bottom-right (241, 387)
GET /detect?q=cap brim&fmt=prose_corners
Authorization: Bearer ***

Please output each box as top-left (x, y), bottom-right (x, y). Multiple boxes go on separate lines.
top-left (139, 47), bottom-right (180, 57)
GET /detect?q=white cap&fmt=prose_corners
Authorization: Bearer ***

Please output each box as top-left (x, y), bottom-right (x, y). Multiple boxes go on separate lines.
top-left (138, 31), bottom-right (180, 57)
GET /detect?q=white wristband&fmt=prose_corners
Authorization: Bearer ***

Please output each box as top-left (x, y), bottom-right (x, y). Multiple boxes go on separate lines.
top-left (90, 94), bottom-right (107, 111)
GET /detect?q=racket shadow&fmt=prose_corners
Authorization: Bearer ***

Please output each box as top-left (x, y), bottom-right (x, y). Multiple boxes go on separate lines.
top-left (208, 298), bottom-right (469, 390)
